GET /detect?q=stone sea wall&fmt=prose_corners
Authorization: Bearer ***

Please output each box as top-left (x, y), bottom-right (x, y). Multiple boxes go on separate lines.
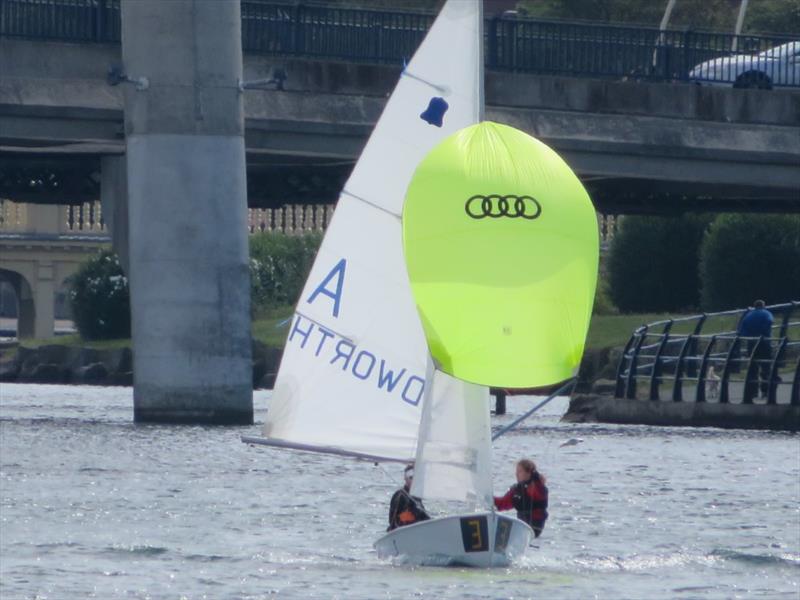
top-left (563, 393), bottom-right (800, 432)
top-left (0, 340), bottom-right (284, 390)
top-left (0, 342), bottom-right (624, 393)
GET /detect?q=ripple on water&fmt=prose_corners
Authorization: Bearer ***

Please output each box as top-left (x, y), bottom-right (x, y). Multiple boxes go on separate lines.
top-left (104, 544), bottom-right (170, 556)
top-left (1, 384), bottom-right (798, 600)
top-left (710, 548), bottom-right (800, 567)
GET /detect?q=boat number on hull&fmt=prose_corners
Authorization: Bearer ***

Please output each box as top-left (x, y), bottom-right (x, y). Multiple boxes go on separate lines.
top-left (494, 517), bottom-right (512, 552)
top-left (459, 516), bottom-right (489, 553)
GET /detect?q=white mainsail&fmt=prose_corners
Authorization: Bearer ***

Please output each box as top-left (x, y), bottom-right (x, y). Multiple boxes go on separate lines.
top-left (255, 0), bottom-right (483, 462)
top-left (411, 362), bottom-right (494, 508)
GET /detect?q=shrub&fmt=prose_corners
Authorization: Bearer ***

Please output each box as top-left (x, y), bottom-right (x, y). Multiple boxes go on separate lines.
top-left (608, 214), bottom-right (712, 313)
top-left (250, 232), bottom-right (323, 314)
top-left (68, 249), bottom-right (130, 340)
top-left (699, 214), bottom-right (800, 311)
top-left (593, 279), bottom-right (617, 315)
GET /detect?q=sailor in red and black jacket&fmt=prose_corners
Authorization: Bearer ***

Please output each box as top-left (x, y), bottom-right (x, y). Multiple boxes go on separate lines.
top-left (494, 459), bottom-right (549, 537)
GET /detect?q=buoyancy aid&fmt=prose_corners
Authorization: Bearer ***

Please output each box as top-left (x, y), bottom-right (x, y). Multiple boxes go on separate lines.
top-left (388, 487), bottom-right (430, 531)
top-left (511, 472), bottom-right (548, 526)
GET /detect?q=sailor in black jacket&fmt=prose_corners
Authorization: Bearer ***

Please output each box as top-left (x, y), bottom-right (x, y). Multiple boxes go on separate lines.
top-left (387, 464), bottom-right (430, 531)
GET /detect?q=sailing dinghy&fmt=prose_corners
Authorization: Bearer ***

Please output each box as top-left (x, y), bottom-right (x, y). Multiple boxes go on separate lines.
top-left (243, 0), bottom-right (598, 568)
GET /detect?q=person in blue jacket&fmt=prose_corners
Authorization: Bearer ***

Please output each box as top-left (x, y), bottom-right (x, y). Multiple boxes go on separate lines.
top-left (738, 300), bottom-right (774, 397)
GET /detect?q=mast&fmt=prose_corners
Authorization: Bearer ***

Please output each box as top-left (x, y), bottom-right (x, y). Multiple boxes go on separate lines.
top-left (478, 0), bottom-right (485, 122)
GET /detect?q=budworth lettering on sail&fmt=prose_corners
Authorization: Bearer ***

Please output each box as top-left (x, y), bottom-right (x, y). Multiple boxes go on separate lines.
top-left (291, 258), bottom-right (426, 407)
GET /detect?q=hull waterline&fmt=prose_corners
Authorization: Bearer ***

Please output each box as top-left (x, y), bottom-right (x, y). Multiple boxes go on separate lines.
top-left (374, 511), bottom-right (532, 568)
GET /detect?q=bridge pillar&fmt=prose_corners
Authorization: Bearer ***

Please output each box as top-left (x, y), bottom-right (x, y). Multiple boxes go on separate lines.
top-left (32, 260), bottom-right (55, 339)
top-left (17, 291), bottom-right (35, 339)
top-left (100, 156), bottom-right (129, 273)
top-left (121, 0), bottom-right (252, 424)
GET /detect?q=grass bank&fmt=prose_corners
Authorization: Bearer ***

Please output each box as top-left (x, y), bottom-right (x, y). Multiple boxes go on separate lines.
top-left (251, 306), bottom-right (295, 347)
top-left (256, 310), bottom-right (680, 351)
top-left (586, 313), bottom-right (677, 349)
top-left (6, 309), bottom-right (702, 355)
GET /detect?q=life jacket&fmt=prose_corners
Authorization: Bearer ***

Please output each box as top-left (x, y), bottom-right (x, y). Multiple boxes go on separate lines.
top-left (389, 488), bottom-right (428, 530)
top-left (397, 508), bottom-right (417, 525)
top-left (511, 473), bottom-right (548, 526)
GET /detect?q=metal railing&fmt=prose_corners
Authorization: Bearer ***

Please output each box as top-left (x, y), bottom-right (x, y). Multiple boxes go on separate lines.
top-left (614, 302), bottom-right (800, 405)
top-left (0, 0), bottom-right (120, 42)
top-left (1, 0), bottom-right (798, 86)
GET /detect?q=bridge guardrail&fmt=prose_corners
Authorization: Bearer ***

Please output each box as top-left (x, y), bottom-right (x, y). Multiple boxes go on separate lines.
top-left (614, 302), bottom-right (800, 406)
top-left (0, 200), bottom-right (334, 237)
top-left (1, 0), bottom-right (797, 87)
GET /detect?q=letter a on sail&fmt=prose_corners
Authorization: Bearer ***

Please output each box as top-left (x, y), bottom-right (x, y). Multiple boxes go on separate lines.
top-left (255, 0), bottom-right (483, 462)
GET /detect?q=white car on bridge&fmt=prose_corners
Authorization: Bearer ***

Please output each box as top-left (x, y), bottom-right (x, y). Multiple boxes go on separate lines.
top-left (688, 41), bottom-right (800, 89)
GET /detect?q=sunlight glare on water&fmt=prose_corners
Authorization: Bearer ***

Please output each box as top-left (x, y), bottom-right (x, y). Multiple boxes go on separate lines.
top-left (1, 384), bottom-right (798, 599)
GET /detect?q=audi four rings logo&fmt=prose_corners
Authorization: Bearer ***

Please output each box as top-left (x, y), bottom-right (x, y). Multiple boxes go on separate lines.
top-left (465, 194), bottom-right (542, 220)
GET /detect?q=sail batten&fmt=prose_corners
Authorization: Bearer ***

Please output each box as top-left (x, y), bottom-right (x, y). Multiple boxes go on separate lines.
top-left (340, 190), bottom-right (402, 219)
top-left (241, 436), bottom-right (411, 464)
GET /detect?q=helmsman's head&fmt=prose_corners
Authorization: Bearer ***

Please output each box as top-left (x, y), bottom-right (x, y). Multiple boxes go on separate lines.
top-left (404, 464), bottom-right (414, 487)
top-left (516, 458), bottom-right (536, 482)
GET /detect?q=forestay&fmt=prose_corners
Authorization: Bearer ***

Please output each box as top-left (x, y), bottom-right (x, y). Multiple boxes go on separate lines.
top-left (411, 361), bottom-right (494, 508)
top-left (257, 0), bottom-right (483, 462)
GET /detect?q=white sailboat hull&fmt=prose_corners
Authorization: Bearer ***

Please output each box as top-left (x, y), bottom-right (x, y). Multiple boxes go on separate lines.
top-left (374, 511), bottom-right (532, 568)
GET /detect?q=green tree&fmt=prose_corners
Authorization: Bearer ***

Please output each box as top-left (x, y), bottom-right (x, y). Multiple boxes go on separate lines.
top-left (743, 0), bottom-right (800, 35)
top-left (68, 249), bottom-right (131, 340)
top-left (315, 0), bottom-right (439, 10)
top-left (250, 231), bottom-right (323, 315)
top-left (699, 214), bottom-right (800, 311)
top-left (516, 0), bottom-right (663, 25)
top-left (608, 214), bottom-right (712, 313)
top-left (515, 0), bottom-right (798, 33)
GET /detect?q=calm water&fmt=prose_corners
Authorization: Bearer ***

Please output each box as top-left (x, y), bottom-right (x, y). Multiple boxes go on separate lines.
top-left (1, 384), bottom-right (798, 600)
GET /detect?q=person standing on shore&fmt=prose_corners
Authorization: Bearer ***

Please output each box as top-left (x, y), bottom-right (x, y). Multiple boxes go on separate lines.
top-left (738, 300), bottom-right (775, 397)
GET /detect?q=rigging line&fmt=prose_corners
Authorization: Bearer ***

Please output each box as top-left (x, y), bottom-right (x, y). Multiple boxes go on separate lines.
top-left (491, 378), bottom-right (577, 441)
top-left (274, 317), bottom-right (292, 329)
top-left (375, 461), bottom-right (400, 487)
top-left (241, 435), bottom-right (409, 464)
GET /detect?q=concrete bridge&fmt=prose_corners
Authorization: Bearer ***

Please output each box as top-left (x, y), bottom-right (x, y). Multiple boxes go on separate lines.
top-left (1, 0), bottom-right (799, 425)
top-left (2, 37), bottom-right (800, 213)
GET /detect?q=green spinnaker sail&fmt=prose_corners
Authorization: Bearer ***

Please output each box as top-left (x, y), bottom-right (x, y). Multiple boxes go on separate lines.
top-left (402, 121), bottom-right (598, 388)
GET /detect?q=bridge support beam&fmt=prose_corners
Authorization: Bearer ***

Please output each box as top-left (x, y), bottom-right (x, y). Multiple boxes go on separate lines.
top-left (121, 0), bottom-right (252, 424)
top-left (100, 156), bottom-right (129, 273)
top-left (31, 260), bottom-right (55, 339)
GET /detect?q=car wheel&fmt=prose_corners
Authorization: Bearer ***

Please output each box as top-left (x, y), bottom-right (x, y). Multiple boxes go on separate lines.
top-left (734, 71), bottom-right (773, 90)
